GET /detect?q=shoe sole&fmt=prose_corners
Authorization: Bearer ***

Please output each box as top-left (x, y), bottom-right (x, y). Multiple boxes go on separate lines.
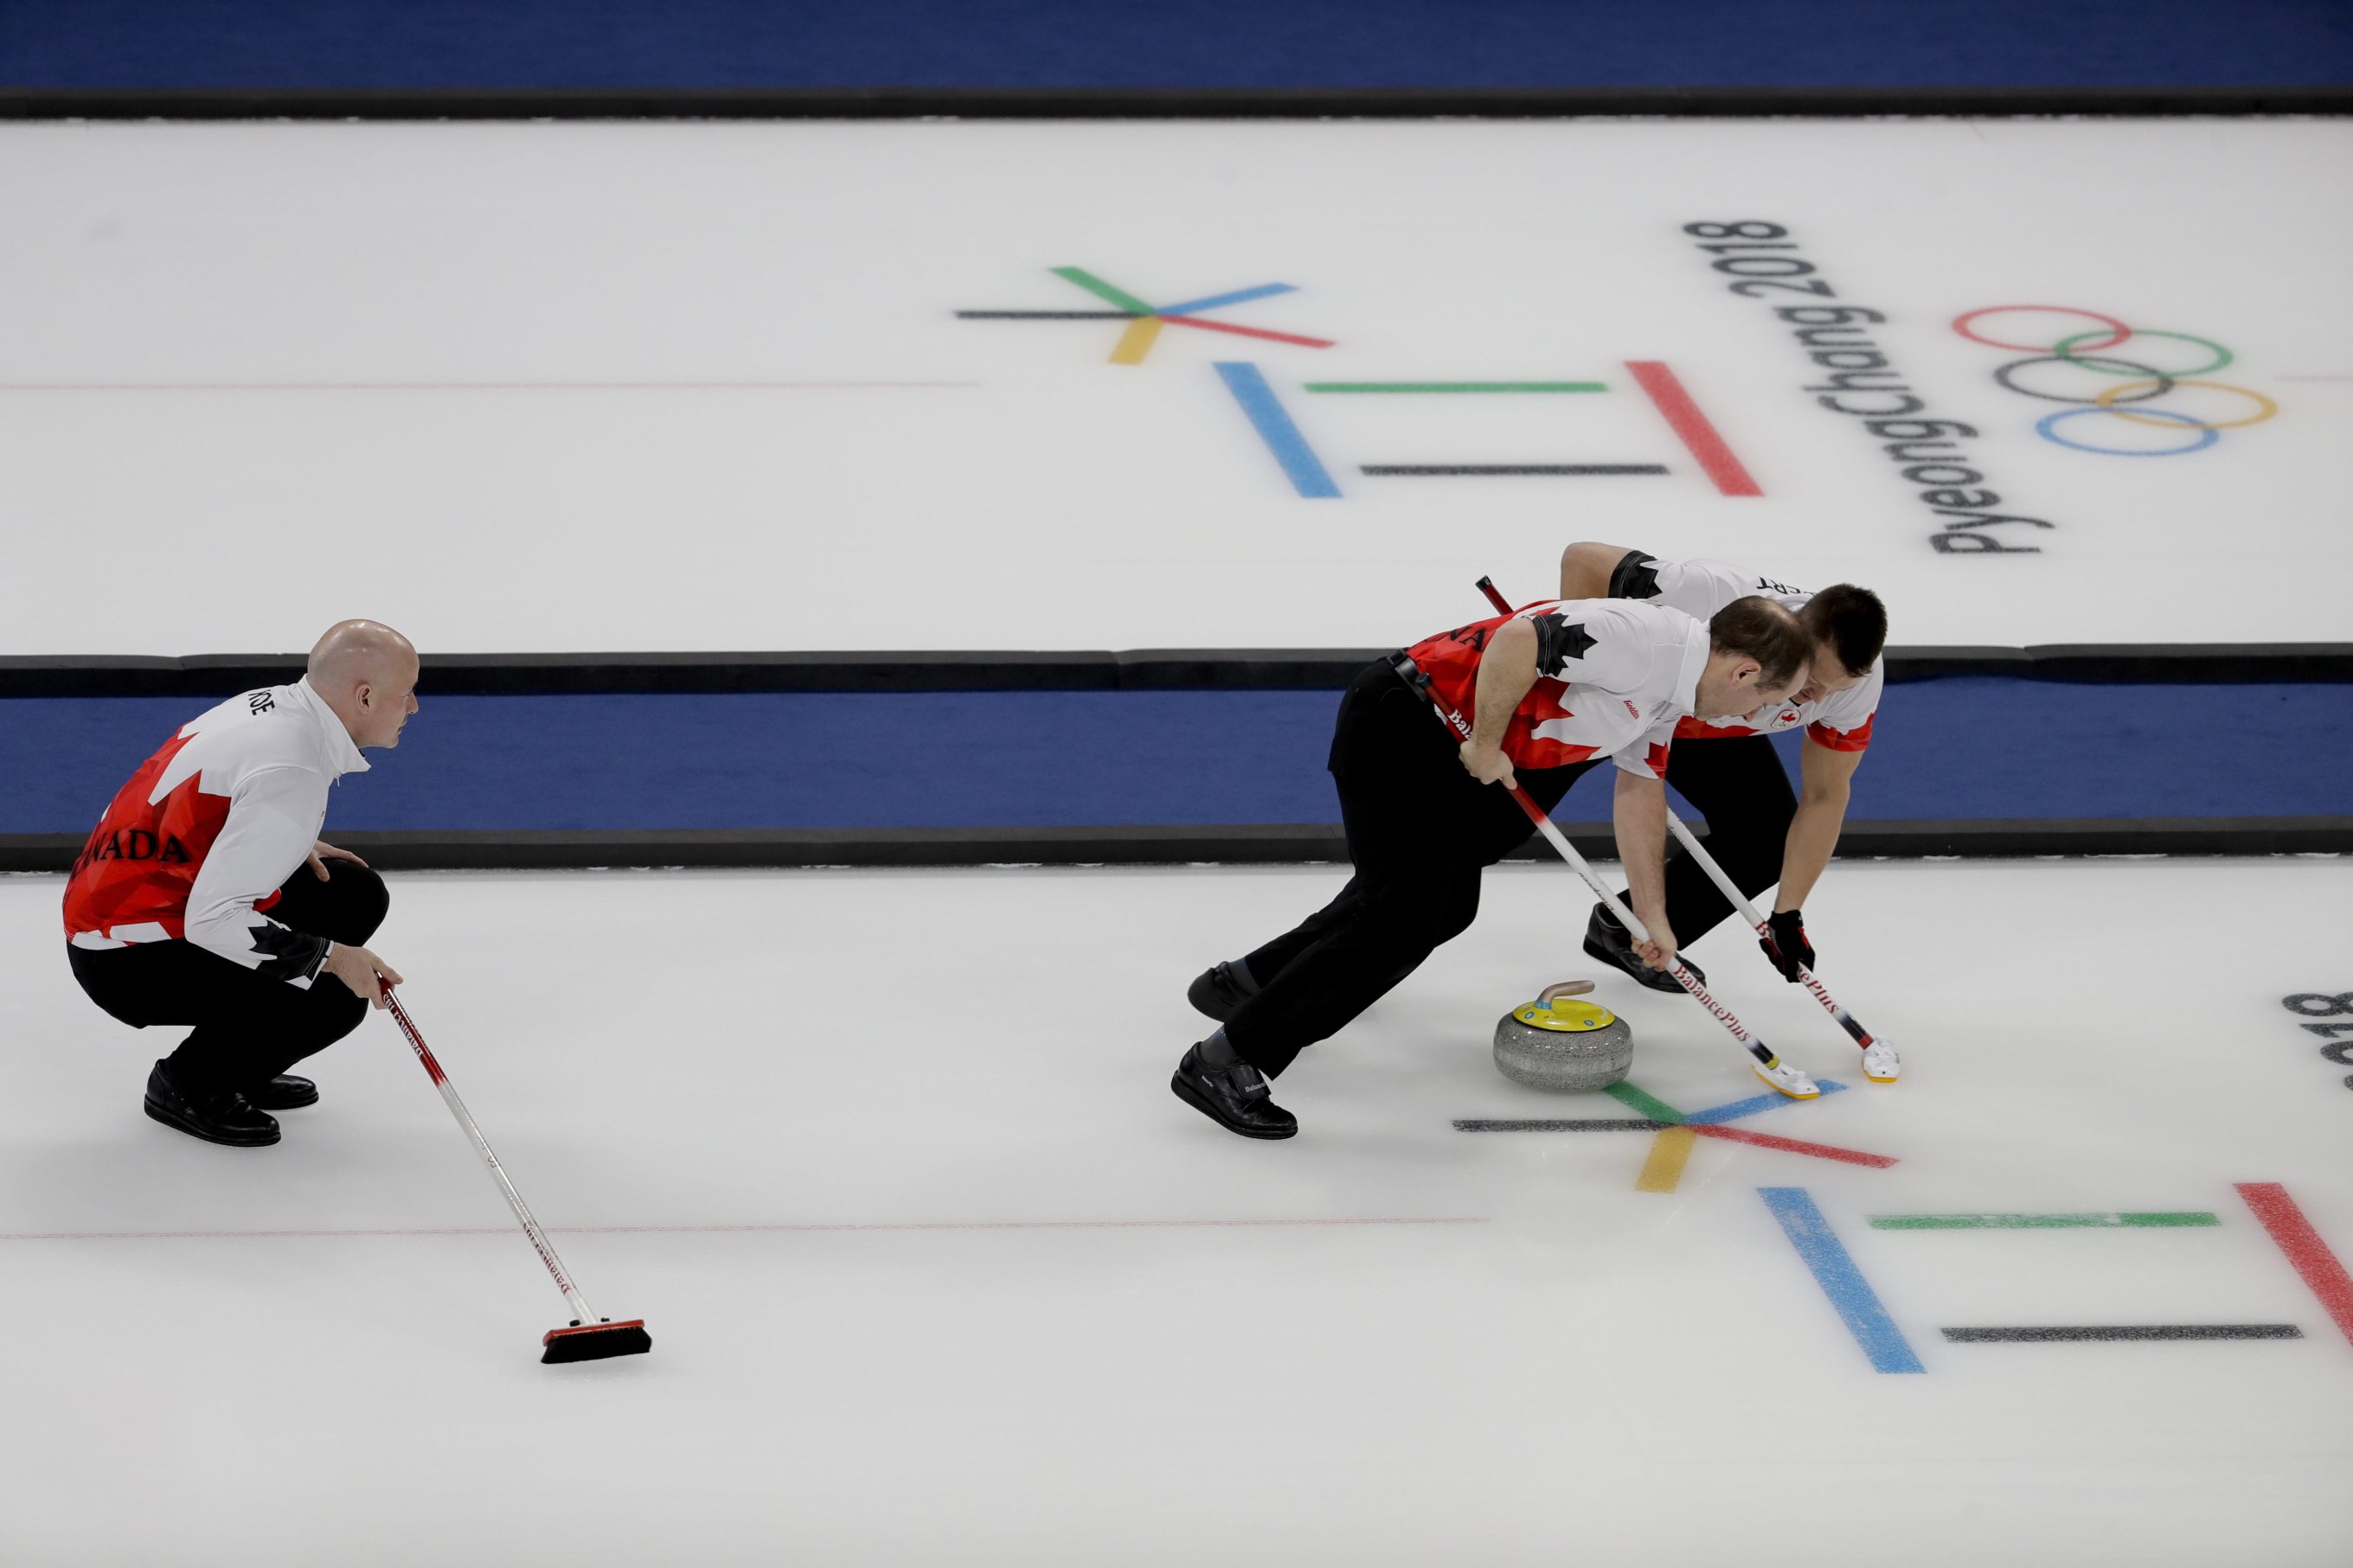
top-left (144, 1098), bottom-right (280, 1147)
top-left (253, 1089), bottom-right (319, 1110)
top-left (1170, 1072), bottom-right (1297, 1140)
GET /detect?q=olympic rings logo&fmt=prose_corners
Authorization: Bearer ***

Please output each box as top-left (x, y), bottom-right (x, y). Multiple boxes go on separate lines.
top-left (1952, 305), bottom-right (2279, 457)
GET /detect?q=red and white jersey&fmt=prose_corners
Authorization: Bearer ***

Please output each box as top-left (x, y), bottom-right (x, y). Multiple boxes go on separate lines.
top-left (1608, 552), bottom-right (1881, 752)
top-left (1404, 598), bottom-right (1708, 776)
top-left (62, 679), bottom-right (368, 987)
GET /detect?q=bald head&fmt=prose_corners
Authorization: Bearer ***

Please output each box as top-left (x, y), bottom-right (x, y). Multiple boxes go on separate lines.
top-left (307, 620), bottom-right (420, 749)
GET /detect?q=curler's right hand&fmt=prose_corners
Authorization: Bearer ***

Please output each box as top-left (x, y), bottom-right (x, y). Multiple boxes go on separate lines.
top-left (324, 943), bottom-right (405, 1008)
top-left (1459, 740), bottom-right (1517, 789)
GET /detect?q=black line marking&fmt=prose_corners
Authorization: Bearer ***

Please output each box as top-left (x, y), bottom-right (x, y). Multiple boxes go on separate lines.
top-left (1939, 1324), bottom-right (2305, 1343)
top-left (1452, 1118), bottom-right (1673, 1132)
top-left (1359, 464), bottom-right (1671, 477)
top-left (954, 310), bottom-right (1138, 319)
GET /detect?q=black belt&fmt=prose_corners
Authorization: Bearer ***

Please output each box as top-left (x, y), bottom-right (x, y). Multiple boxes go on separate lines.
top-left (1384, 650), bottom-right (1433, 696)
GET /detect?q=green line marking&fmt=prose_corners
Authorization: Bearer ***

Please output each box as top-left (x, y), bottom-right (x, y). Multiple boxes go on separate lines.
top-left (1303, 381), bottom-right (1608, 394)
top-left (1869, 1213), bottom-right (2222, 1230)
top-left (1050, 267), bottom-right (1154, 317)
top-left (1603, 1082), bottom-right (1685, 1124)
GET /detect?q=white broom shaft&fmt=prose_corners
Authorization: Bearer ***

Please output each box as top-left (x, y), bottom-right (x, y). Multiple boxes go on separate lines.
top-left (387, 994), bottom-right (597, 1323)
top-left (1664, 815), bottom-right (1772, 928)
top-left (433, 1074), bottom-right (594, 1322)
top-left (1414, 669), bottom-right (1779, 1066)
top-left (1521, 809), bottom-right (1772, 1056)
top-left (1663, 816), bottom-right (1876, 1046)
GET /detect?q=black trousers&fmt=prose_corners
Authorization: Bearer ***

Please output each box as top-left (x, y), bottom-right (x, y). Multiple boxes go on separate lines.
top-left (1222, 660), bottom-right (1600, 1077)
top-left (1640, 734), bottom-right (1798, 945)
top-left (68, 862), bottom-right (391, 1096)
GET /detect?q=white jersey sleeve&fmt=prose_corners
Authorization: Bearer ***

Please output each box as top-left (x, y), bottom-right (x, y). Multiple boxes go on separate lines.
top-left (1612, 548), bottom-right (1884, 752)
top-left (1805, 662), bottom-right (1882, 752)
top-left (183, 765), bottom-right (335, 987)
top-left (1610, 554), bottom-right (1772, 621)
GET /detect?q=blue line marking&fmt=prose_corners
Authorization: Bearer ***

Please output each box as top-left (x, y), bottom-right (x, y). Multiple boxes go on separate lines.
top-left (1156, 282), bottom-right (1297, 317)
top-left (1760, 1187), bottom-right (1925, 1373)
top-left (1215, 362), bottom-right (1340, 498)
top-left (1684, 1078), bottom-right (1848, 1125)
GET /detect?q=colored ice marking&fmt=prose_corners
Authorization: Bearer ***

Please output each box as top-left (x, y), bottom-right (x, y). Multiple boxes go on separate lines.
top-left (1602, 1081), bottom-right (1685, 1123)
top-left (1305, 381), bottom-right (1609, 394)
top-left (1684, 1079), bottom-right (1850, 1125)
top-left (1215, 363), bottom-right (1340, 498)
top-left (1595, 1078), bottom-right (1887, 1191)
top-left (2238, 1182), bottom-right (2353, 1350)
top-left (1153, 283), bottom-right (1298, 317)
top-left (1870, 1213), bottom-right (2220, 1231)
top-left (1051, 266), bottom-right (1155, 316)
top-left (1760, 1187), bottom-right (1925, 1373)
top-left (1625, 361), bottom-right (1763, 496)
top-left (1040, 270), bottom-right (1335, 362)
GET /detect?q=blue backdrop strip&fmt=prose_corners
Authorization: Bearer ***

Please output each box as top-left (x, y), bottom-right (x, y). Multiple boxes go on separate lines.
top-left (10, 678), bottom-right (2350, 835)
top-left (3, 1), bottom-right (2348, 91)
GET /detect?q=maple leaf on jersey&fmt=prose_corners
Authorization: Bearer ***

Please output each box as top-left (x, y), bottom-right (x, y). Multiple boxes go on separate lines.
top-left (1613, 555), bottom-right (1663, 599)
top-left (246, 918), bottom-right (330, 984)
top-left (1532, 614), bottom-right (1599, 677)
top-left (1524, 683), bottom-right (1574, 725)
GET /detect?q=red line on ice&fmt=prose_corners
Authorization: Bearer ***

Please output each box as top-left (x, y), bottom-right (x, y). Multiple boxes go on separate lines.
top-left (0, 381), bottom-right (984, 393)
top-left (1160, 316), bottom-right (1338, 349)
top-left (1694, 1123), bottom-right (1898, 1168)
top-left (0, 1215), bottom-right (1488, 1243)
top-left (1624, 361), bottom-right (1763, 496)
top-left (2237, 1182), bottom-right (2353, 1348)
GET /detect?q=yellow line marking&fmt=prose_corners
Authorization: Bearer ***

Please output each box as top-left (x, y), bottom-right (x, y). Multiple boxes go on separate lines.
top-left (1637, 1125), bottom-right (1698, 1193)
top-left (1110, 316), bottom-right (1164, 365)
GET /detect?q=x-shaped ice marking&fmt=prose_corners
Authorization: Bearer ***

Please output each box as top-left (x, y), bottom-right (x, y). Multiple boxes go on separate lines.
top-left (1457, 1077), bottom-right (1898, 1192)
top-left (1052, 267), bottom-right (1337, 362)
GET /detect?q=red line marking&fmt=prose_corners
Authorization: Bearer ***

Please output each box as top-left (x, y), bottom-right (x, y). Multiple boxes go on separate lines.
top-left (2236, 1182), bottom-right (2353, 1348)
top-left (1160, 316), bottom-right (1338, 349)
top-left (1693, 1123), bottom-right (1897, 1168)
top-left (1624, 361), bottom-right (1763, 496)
top-left (0, 381), bottom-right (984, 393)
top-left (0, 1216), bottom-right (1487, 1243)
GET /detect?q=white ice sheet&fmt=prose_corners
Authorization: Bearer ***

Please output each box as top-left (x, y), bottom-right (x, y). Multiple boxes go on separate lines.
top-left (3, 119), bottom-right (2347, 656)
top-left (3, 858), bottom-right (2350, 1564)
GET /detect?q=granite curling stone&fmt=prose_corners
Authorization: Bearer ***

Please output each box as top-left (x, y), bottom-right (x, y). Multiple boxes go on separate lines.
top-left (1493, 983), bottom-right (1634, 1092)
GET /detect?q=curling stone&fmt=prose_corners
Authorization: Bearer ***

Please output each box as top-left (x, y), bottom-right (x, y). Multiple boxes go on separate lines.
top-left (1493, 980), bottom-right (1634, 1092)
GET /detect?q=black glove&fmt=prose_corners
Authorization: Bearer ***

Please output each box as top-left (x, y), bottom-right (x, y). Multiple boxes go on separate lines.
top-left (1760, 909), bottom-right (1813, 982)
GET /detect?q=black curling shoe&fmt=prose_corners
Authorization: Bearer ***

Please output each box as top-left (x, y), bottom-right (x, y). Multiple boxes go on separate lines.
top-left (1581, 905), bottom-right (1705, 995)
top-left (1170, 1034), bottom-right (1297, 1140)
top-left (1186, 960), bottom-right (1257, 1023)
top-left (144, 1060), bottom-right (280, 1147)
top-left (251, 1075), bottom-right (318, 1110)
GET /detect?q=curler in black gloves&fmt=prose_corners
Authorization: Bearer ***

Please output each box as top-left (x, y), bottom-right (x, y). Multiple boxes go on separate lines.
top-left (1760, 908), bottom-right (1814, 982)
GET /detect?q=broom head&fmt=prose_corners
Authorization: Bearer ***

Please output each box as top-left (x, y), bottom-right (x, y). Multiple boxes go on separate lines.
top-left (542, 1319), bottom-right (653, 1364)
